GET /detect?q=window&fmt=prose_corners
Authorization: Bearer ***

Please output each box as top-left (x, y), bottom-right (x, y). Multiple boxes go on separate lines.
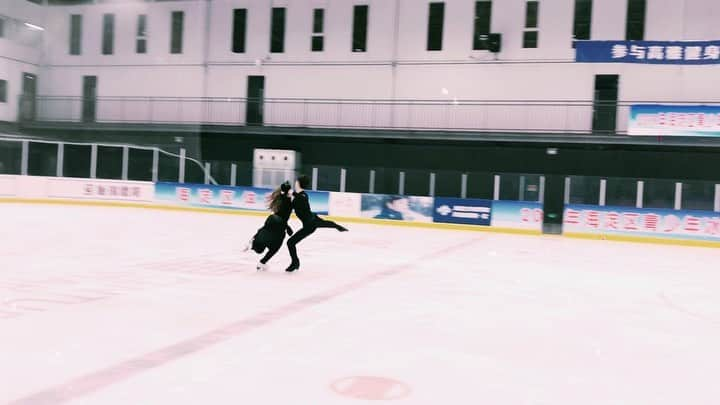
top-left (170, 11), bottom-right (183, 54)
top-left (270, 7), bottom-right (286, 53)
top-left (352, 5), bottom-right (368, 52)
top-left (426, 2), bottom-right (445, 51)
top-left (232, 8), bottom-right (247, 53)
top-left (472, 1), bottom-right (492, 50)
top-left (523, 31), bottom-right (538, 48)
top-left (311, 8), bottom-right (324, 52)
top-left (626, 0), bottom-right (646, 40)
top-left (573, 0), bottom-right (592, 41)
top-left (0, 80), bottom-right (7, 103)
top-left (102, 14), bottom-right (114, 55)
top-left (70, 14), bottom-right (82, 55)
top-left (136, 15), bottom-right (147, 54)
top-left (523, 1), bottom-right (539, 48)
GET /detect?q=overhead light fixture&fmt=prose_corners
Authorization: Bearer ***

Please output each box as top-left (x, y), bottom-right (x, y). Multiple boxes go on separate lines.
top-left (546, 148), bottom-right (558, 155)
top-left (24, 23), bottom-right (45, 31)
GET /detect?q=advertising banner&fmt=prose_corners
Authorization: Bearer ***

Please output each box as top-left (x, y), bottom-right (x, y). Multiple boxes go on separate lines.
top-left (564, 204), bottom-right (720, 241)
top-left (47, 178), bottom-right (154, 202)
top-left (433, 197), bottom-right (492, 226)
top-left (155, 182), bottom-right (330, 214)
top-left (628, 104), bottom-right (720, 137)
top-left (575, 40), bottom-right (720, 64)
top-left (329, 192), bottom-right (362, 218)
top-left (490, 201), bottom-right (543, 231)
top-left (361, 194), bottom-right (434, 222)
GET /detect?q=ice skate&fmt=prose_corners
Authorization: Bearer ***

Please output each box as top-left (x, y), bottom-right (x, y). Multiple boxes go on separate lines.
top-left (256, 262), bottom-right (268, 272)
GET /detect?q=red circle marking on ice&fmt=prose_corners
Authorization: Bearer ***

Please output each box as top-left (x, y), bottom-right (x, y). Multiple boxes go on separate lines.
top-left (330, 376), bottom-right (411, 401)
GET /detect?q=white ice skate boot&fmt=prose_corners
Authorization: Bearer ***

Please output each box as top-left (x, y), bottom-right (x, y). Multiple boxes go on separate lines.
top-left (242, 238), bottom-right (253, 253)
top-left (256, 262), bottom-right (268, 272)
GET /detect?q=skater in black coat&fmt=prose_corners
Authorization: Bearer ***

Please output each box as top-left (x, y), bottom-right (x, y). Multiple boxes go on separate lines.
top-left (245, 181), bottom-right (294, 271)
top-left (285, 175), bottom-right (348, 272)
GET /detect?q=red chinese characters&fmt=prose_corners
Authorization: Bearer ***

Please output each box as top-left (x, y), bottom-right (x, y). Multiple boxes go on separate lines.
top-left (220, 190), bottom-right (235, 205)
top-left (663, 215), bottom-right (681, 233)
top-left (622, 213), bottom-right (640, 231)
top-left (585, 210), bottom-right (600, 228)
top-left (198, 189), bottom-right (213, 204)
top-left (604, 212), bottom-right (620, 229)
top-left (683, 215), bottom-right (701, 233)
top-left (176, 187), bottom-right (191, 202)
top-left (244, 191), bottom-right (257, 206)
top-left (643, 213), bottom-right (660, 232)
top-left (564, 209), bottom-right (581, 225)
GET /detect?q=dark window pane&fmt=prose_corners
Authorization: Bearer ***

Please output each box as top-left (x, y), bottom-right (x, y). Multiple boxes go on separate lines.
top-left (682, 181), bottom-right (716, 211)
top-left (270, 7), bottom-right (285, 53)
top-left (312, 35), bottom-right (324, 52)
top-left (573, 0), bottom-right (592, 40)
top-left (0, 18), bottom-right (5, 38)
top-left (625, 0), bottom-right (646, 40)
top-left (525, 1), bottom-right (539, 28)
top-left (170, 11), bottom-right (184, 54)
top-left (232, 8), bottom-right (247, 53)
top-left (313, 8), bottom-right (324, 34)
top-left (352, 5), bottom-right (368, 52)
top-left (0, 80), bottom-right (7, 103)
top-left (643, 179), bottom-right (674, 209)
top-left (136, 38), bottom-right (147, 53)
top-left (127, 148), bottom-right (154, 182)
top-left (63, 144), bottom-right (91, 178)
top-left (96, 146), bottom-right (122, 180)
top-left (70, 14), bottom-right (82, 55)
top-left (102, 14), bottom-right (114, 55)
top-left (0, 141), bottom-right (22, 174)
top-left (606, 178), bottom-right (636, 207)
top-left (569, 176), bottom-right (601, 205)
top-left (28, 143), bottom-right (57, 177)
top-left (427, 2), bottom-right (445, 51)
top-left (137, 14), bottom-right (147, 37)
top-left (473, 1), bottom-right (492, 50)
top-left (523, 31), bottom-right (538, 48)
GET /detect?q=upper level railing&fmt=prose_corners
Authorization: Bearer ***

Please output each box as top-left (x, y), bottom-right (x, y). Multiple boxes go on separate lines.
top-left (18, 95), bottom-right (685, 135)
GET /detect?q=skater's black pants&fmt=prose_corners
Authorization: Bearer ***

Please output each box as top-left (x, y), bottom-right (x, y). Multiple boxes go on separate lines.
top-left (287, 216), bottom-right (342, 264)
top-left (252, 214), bottom-right (290, 264)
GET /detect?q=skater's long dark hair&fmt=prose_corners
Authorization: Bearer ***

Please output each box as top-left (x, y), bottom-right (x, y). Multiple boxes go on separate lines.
top-left (267, 182), bottom-right (291, 213)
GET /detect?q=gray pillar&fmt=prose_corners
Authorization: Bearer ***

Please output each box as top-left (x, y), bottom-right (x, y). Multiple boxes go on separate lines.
top-left (340, 168), bottom-right (347, 192)
top-left (674, 182), bottom-right (682, 210)
top-left (460, 173), bottom-right (468, 199)
top-left (636, 180), bottom-right (644, 209)
top-left (204, 162), bottom-right (211, 185)
top-left (311, 167), bottom-right (318, 191)
top-left (398, 171), bottom-right (405, 195)
top-left (563, 177), bottom-right (571, 204)
top-left (56, 143), bottom-right (64, 177)
top-left (369, 170), bottom-right (376, 194)
top-left (230, 163), bottom-right (237, 186)
top-left (538, 176), bottom-right (545, 203)
top-left (493, 175), bottom-right (500, 201)
top-left (429, 172), bottom-right (436, 197)
top-left (599, 179), bottom-right (607, 206)
top-left (178, 148), bottom-right (186, 183)
top-left (90, 144), bottom-right (98, 179)
top-left (121, 146), bottom-right (129, 181)
top-left (152, 147), bottom-right (159, 183)
top-left (21, 140), bottom-right (29, 176)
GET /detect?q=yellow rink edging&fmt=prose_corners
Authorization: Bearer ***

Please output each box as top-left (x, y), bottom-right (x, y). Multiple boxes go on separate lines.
top-left (3, 197), bottom-right (719, 248)
top-left (564, 231), bottom-right (720, 249)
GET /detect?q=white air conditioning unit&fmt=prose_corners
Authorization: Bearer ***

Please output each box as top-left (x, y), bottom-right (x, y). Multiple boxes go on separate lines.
top-left (252, 149), bottom-right (301, 188)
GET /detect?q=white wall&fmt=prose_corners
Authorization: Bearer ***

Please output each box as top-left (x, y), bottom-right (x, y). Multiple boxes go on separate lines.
top-left (8, 0), bottom-right (720, 130)
top-left (0, 0), bottom-right (44, 122)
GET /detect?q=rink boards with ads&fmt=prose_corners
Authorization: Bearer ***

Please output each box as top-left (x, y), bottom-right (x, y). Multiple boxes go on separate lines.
top-left (155, 182), bottom-right (330, 214)
top-left (564, 204), bottom-right (720, 243)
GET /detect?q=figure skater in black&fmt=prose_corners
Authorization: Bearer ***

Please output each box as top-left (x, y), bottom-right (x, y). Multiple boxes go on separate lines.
top-left (244, 181), bottom-right (294, 271)
top-left (285, 175), bottom-right (348, 272)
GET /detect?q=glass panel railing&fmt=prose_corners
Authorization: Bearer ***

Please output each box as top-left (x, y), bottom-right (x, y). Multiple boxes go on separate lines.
top-left (96, 146), bottom-right (123, 180)
top-left (682, 180), bottom-right (716, 211)
top-left (63, 144), bottom-right (91, 178)
top-left (0, 140), bottom-right (22, 175)
top-left (642, 178), bottom-right (675, 209)
top-left (605, 177), bottom-right (637, 207)
top-left (568, 175), bottom-right (601, 205)
top-left (28, 142), bottom-right (57, 177)
top-left (127, 148), bottom-right (154, 182)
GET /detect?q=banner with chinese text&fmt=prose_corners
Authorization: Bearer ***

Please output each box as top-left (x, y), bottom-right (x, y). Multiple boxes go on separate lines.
top-left (564, 204), bottom-right (720, 242)
top-left (629, 104), bottom-right (720, 136)
top-left (490, 201), bottom-right (543, 231)
top-left (575, 40), bottom-right (720, 64)
top-left (155, 183), bottom-right (329, 214)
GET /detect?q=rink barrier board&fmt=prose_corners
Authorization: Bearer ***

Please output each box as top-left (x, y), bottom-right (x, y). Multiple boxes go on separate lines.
top-left (0, 197), bottom-right (542, 236)
top-left (564, 231), bottom-right (720, 249)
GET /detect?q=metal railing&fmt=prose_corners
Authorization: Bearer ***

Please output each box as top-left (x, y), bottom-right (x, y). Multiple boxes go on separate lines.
top-left (22, 95), bottom-right (714, 135)
top-left (1, 136), bottom-right (719, 211)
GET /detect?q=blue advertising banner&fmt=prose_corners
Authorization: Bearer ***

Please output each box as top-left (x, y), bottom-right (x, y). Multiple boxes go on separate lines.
top-left (490, 201), bottom-right (543, 231)
top-left (629, 104), bottom-right (720, 137)
top-left (575, 40), bottom-right (720, 64)
top-left (433, 198), bottom-right (492, 226)
top-left (361, 194), bottom-right (434, 222)
top-left (155, 183), bottom-right (329, 214)
top-left (564, 204), bottom-right (720, 242)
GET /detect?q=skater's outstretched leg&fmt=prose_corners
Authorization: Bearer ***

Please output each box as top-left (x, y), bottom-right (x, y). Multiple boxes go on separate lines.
top-left (314, 217), bottom-right (348, 232)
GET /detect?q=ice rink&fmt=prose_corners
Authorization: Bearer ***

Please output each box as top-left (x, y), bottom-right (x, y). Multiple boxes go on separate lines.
top-left (2, 203), bottom-right (720, 405)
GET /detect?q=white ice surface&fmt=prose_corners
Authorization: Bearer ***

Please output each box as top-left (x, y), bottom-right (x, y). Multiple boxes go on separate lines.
top-left (1, 203), bottom-right (719, 405)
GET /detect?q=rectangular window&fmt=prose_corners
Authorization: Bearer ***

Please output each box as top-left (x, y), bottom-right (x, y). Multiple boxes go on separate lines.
top-left (523, 31), bottom-right (538, 48)
top-left (136, 14), bottom-right (147, 54)
top-left (102, 14), bottom-right (114, 55)
top-left (170, 11), bottom-right (183, 54)
top-left (523, 1), bottom-right (538, 48)
top-left (352, 5), bottom-right (368, 52)
top-left (70, 14), bottom-right (82, 55)
top-left (626, 0), bottom-right (646, 40)
top-left (525, 1), bottom-right (539, 28)
top-left (232, 8), bottom-right (247, 53)
top-left (270, 7), bottom-right (286, 53)
top-left (311, 8), bottom-right (324, 52)
top-left (472, 1), bottom-right (492, 50)
top-left (426, 2), bottom-right (445, 51)
top-left (0, 80), bottom-right (7, 103)
top-left (573, 0), bottom-right (592, 41)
